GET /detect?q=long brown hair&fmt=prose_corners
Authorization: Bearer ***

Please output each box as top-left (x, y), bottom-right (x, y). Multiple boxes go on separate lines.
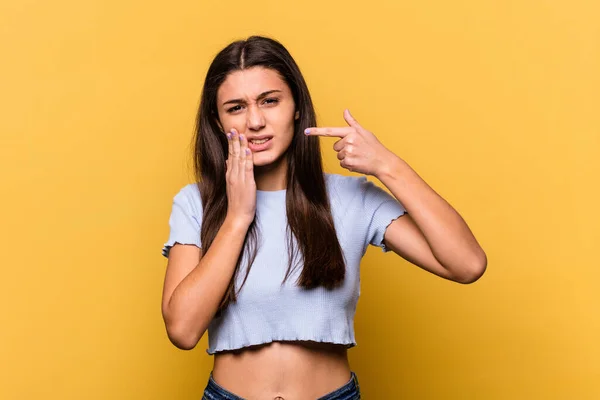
top-left (194, 36), bottom-right (345, 311)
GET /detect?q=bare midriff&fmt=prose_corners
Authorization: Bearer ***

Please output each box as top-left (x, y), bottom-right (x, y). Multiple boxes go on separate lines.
top-left (212, 341), bottom-right (352, 400)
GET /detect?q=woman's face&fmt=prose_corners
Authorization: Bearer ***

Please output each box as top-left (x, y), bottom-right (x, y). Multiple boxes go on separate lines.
top-left (215, 67), bottom-right (298, 168)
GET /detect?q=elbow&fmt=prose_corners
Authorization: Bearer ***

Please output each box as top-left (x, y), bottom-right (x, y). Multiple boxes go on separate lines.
top-left (163, 311), bottom-right (205, 350)
top-left (455, 250), bottom-right (487, 284)
top-left (165, 322), bottom-right (204, 350)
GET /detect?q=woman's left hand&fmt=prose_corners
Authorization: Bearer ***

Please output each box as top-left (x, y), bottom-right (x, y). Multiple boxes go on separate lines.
top-left (305, 109), bottom-right (395, 178)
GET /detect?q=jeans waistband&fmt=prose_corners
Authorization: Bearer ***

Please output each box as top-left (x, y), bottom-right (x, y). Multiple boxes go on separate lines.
top-left (202, 372), bottom-right (360, 400)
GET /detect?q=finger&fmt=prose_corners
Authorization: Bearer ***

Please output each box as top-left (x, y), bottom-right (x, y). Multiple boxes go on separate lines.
top-left (304, 127), bottom-right (354, 138)
top-left (245, 147), bottom-right (254, 175)
top-left (239, 133), bottom-right (248, 179)
top-left (227, 129), bottom-right (233, 159)
top-left (340, 160), bottom-right (353, 172)
top-left (231, 128), bottom-right (240, 176)
top-left (343, 109), bottom-right (362, 130)
top-left (337, 149), bottom-right (347, 161)
top-left (333, 138), bottom-right (345, 152)
top-left (231, 128), bottom-right (241, 157)
top-left (225, 131), bottom-right (233, 177)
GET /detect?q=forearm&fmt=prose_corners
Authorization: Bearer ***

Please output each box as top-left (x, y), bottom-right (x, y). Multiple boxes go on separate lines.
top-left (165, 217), bottom-right (249, 346)
top-left (377, 154), bottom-right (487, 275)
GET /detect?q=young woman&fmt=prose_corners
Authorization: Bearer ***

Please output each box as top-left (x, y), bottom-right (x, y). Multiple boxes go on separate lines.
top-left (161, 36), bottom-right (487, 400)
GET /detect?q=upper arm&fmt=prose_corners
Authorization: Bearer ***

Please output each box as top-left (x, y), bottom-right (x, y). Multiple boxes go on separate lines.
top-left (161, 185), bottom-right (202, 258)
top-left (160, 185), bottom-right (203, 318)
top-left (357, 176), bottom-right (458, 281)
top-left (358, 176), bottom-right (407, 253)
top-left (383, 214), bottom-right (456, 281)
top-left (162, 244), bottom-right (203, 319)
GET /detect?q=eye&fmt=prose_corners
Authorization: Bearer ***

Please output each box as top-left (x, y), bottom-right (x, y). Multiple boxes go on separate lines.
top-left (226, 105), bottom-right (243, 113)
top-left (263, 98), bottom-right (279, 105)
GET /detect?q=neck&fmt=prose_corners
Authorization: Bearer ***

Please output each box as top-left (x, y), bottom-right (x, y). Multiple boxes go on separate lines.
top-left (254, 156), bottom-right (288, 191)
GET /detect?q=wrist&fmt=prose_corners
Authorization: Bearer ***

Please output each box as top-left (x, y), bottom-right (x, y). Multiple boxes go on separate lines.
top-left (223, 214), bottom-right (252, 232)
top-left (375, 151), bottom-right (404, 181)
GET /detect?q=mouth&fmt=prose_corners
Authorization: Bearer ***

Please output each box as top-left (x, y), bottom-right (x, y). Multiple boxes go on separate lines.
top-left (248, 136), bottom-right (273, 152)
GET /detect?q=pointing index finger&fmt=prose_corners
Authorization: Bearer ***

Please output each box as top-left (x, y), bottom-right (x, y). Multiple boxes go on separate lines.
top-left (304, 127), bottom-right (354, 137)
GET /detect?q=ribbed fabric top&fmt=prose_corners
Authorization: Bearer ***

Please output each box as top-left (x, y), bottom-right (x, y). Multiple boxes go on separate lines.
top-left (162, 173), bottom-right (407, 355)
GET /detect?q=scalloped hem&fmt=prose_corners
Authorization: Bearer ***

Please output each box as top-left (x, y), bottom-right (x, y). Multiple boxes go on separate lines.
top-left (206, 337), bottom-right (357, 355)
top-left (377, 210), bottom-right (408, 253)
top-left (161, 240), bottom-right (201, 258)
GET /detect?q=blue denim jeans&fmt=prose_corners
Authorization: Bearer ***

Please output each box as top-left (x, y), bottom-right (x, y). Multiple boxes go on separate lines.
top-left (202, 372), bottom-right (361, 400)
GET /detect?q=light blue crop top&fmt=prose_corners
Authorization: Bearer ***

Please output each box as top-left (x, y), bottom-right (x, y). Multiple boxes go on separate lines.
top-left (162, 173), bottom-right (407, 355)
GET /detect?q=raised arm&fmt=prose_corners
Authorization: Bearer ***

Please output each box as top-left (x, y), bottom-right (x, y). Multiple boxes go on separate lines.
top-left (161, 129), bottom-right (256, 349)
top-left (306, 109), bottom-right (486, 284)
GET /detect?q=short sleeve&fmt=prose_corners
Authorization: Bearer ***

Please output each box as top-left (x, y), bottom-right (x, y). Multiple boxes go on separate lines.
top-left (161, 184), bottom-right (202, 258)
top-left (360, 177), bottom-right (407, 252)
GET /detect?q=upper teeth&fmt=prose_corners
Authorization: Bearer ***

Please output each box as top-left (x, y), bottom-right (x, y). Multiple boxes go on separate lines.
top-left (250, 138), bottom-right (269, 144)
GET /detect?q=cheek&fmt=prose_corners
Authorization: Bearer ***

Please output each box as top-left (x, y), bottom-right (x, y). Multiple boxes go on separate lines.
top-left (217, 112), bottom-right (244, 133)
top-left (270, 107), bottom-right (296, 132)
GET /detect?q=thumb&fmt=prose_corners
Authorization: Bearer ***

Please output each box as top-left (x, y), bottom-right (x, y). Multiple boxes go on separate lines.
top-left (344, 109), bottom-right (361, 129)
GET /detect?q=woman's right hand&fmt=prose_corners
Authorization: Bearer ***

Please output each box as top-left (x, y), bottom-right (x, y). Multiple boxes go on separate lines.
top-left (225, 128), bottom-right (256, 227)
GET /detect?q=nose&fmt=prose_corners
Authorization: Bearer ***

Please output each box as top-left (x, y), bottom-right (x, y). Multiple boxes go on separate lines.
top-left (246, 105), bottom-right (266, 131)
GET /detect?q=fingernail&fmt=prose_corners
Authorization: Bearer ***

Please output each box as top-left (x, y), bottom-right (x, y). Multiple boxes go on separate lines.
top-left (239, 134), bottom-right (244, 140)
top-left (245, 148), bottom-right (250, 155)
top-left (226, 132), bottom-right (232, 139)
top-left (304, 128), bottom-right (311, 135)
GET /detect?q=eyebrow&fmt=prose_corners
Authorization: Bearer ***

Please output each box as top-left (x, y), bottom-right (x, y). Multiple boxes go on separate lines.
top-left (222, 90), bottom-right (283, 106)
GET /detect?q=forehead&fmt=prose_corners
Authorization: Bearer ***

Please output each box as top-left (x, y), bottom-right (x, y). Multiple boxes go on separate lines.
top-left (217, 67), bottom-right (290, 101)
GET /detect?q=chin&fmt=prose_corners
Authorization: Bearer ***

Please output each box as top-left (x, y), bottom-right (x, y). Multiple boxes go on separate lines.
top-left (252, 151), bottom-right (284, 169)
top-left (253, 159), bottom-right (276, 168)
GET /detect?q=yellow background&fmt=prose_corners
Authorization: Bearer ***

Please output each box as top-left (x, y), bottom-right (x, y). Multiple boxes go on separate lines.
top-left (1, 0), bottom-right (598, 398)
